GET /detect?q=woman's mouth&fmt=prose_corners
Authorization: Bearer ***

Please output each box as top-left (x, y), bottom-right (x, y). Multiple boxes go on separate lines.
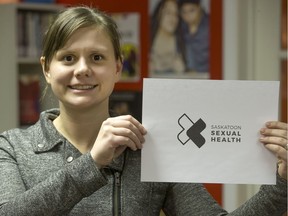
top-left (69, 85), bottom-right (97, 90)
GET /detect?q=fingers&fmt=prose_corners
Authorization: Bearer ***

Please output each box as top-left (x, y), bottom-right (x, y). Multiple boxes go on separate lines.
top-left (263, 144), bottom-right (287, 163)
top-left (111, 115), bottom-right (146, 142)
top-left (260, 121), bottom-right (288, 149)
top-left (262, 121), bottom-right (288, 139)
top-left (107, 115), bottom-right (146, 150)
top-left (260, 135), bottom-right (287, 149)
top-left (111, 130), bottom-right (142, 151)
top-left (259, 121), bottom-right (288, 166)
top-left (91, 115), bottom-right (147, 167)
top-left (265, 121), bottom-right (288, 130)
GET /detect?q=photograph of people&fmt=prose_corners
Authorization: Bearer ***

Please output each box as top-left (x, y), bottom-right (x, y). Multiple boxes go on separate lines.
top-left (0, 5), bottom-right (287, 216)
top-left (149, 0), bottom-right (210, 78)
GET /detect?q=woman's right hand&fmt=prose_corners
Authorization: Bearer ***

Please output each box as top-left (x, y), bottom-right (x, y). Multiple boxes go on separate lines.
top-left (90, 115), bottom-right (147, 168)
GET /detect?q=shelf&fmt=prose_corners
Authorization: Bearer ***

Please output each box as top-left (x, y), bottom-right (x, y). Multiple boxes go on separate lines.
top-left (0, 3), bottom-right (63, 132)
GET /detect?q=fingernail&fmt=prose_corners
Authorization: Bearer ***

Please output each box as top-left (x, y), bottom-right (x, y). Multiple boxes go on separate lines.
top-left (142, 127), bottom-right (147, 134)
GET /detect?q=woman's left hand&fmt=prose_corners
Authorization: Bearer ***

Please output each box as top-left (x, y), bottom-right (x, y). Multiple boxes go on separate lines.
top-left (260, 121), bottom-right (287, 180)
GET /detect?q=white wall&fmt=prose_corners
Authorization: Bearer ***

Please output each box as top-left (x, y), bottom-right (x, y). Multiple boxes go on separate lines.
top-left (222, 0), bottom-right (281, 212)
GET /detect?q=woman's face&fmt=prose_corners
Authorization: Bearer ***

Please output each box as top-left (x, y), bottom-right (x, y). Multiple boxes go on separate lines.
top-left (41, 26), bottom-right (122, 110)
top-left (159, 1), bottom-right (179, 34)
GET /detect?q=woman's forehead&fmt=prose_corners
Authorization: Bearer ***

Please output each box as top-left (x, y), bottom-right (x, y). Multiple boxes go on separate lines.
top-left (62, 26), bottom-right (109, 47)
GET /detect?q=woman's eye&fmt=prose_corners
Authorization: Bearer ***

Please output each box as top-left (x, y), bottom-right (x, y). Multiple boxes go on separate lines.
top-left (93, 54), bottom-right (103, 61)
top-left (63, 55), bottom-right (74, 62)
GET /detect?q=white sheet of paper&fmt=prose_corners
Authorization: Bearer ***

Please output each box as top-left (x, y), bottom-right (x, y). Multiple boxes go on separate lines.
top-left (141, 78), bottom-right (279, 184)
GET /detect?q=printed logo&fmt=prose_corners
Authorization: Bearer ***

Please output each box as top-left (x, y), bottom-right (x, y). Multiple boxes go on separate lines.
top-left (177, 113), bottom-right (206, 148)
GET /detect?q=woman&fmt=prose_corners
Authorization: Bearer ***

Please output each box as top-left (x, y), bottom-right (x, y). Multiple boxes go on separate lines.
top-left (150, 0), bottom-right (185, 76)
top-left (0, 6), bottom-right (287, 215)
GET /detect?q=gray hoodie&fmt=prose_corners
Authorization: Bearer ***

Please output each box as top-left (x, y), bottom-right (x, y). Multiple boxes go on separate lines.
top-left (0, 109), bottom-right (287, 215)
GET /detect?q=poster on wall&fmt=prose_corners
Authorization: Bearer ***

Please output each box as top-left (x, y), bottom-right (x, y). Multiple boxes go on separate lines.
top-left (111, 13), bottom-right (141, 82)
top-left (149, 0), bottom-right (210, 79)
top-left (109, 91), bottom-right (142, 122)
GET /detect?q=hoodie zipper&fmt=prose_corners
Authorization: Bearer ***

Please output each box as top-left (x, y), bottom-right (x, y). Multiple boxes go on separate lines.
top-left (113, 171), bottom-right (121, 216)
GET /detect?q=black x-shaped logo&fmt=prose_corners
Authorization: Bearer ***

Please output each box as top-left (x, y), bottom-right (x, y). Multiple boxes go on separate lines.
top-left (177, 114), bottom-right (206, 148)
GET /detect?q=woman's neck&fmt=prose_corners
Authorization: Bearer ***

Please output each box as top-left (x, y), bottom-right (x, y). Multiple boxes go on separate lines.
top-left (153, 30), bottom-right (177, 54)
top-left (53, 105), bottom-right (110, 154)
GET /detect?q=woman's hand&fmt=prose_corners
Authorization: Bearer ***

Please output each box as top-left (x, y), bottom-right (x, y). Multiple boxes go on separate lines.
top-left (90, 115), bottom-right (147, 168)
top-left (260, 121), bottom-right (287, 180)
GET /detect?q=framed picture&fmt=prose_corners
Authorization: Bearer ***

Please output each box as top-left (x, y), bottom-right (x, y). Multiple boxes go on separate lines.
top-left (111, 13), bottom-right (141, 82)
top-left (148, 0), bottom-right (222, 79)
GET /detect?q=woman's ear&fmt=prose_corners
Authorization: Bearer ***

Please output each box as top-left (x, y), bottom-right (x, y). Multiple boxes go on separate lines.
top-left (114, 58), bottom-right (123, 83)
top-left (40, 56), bottom-right (51, 84)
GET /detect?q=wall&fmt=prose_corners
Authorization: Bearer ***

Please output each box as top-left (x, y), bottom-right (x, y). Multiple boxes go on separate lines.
top-left (224, 0), bottom-right (281, 81)
top-left (222, 0), bottom-right (282, 212)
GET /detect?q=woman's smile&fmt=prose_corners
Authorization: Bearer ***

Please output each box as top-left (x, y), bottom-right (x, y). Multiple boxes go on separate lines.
top-left (68, 84), bottom-right (98, 90)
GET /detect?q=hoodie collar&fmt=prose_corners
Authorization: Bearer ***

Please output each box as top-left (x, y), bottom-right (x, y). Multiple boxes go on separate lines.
top-left (33, 109), bottom-right (64, 153)
top-left (33, 108), bottom-right (125, 172)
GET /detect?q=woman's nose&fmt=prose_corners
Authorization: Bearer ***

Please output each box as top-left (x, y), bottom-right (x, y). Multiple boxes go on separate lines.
top-left (74, 58), bottom-right (91, 77)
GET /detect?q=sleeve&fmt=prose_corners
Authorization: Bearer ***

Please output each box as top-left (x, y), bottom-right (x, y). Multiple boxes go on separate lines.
top-left (228, 174), bottom-right (287, 216)
top-left (162, 183), bottom-right (227, 216)
top-left (162, 175), bottom-right (287, 216)
top-left (0, 136), bottom-right (108, 216)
